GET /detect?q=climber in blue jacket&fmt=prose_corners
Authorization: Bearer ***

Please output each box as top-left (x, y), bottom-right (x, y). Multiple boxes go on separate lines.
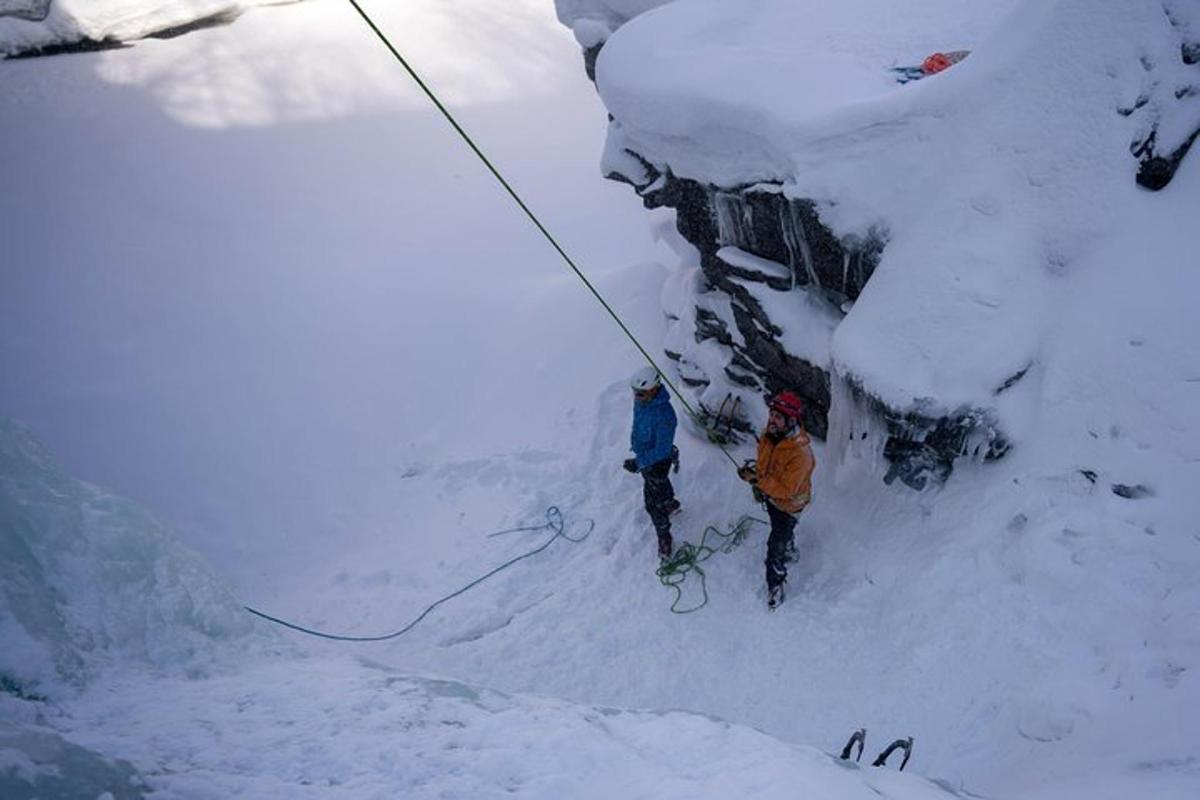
top-left (623, 366), bottom-right (680, 560)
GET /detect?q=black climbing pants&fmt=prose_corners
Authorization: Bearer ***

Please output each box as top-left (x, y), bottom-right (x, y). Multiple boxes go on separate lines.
top-left (765, 501), bottom-right (798, 590)
top-left (641, 458), bottom-right (676, 541)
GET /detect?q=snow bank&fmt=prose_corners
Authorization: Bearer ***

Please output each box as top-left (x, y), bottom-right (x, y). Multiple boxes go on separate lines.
top-left (61, 656), bottom-right (966, 799)
top-left (0, 417), bottom-right (256, 695)
top-left (0, 0), bottom-right (242, 56)
top-left (554, 0), bottom-right (672, 47)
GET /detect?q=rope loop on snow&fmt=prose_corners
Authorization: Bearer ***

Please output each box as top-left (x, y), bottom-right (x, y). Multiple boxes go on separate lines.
top-left (655, 515), bottom-right (766, 613)
top-left (243, 506), bottom-right (593, 642)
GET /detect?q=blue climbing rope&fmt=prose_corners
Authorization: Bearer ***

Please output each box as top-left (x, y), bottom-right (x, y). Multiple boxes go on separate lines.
top-left (244, 506), bottom-right (593, 641)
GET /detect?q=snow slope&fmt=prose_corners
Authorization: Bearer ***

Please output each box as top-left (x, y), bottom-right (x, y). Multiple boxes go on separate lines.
top-left (51, 656), bottom-right (965, 799)
top-left (2, 0), bottom-right (1199, 798)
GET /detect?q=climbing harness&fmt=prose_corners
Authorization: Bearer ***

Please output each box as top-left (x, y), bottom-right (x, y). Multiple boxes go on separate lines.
top-left (839, 729), bottom-right (914, 772)
top-left (244, 507), bottom-right (592, 641)
top-left (655, 515), bottom-right (766, 613)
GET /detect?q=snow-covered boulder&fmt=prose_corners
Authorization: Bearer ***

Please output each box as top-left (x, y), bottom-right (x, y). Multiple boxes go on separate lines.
top-left (554, 0), bottom-right (673, 79)
top-left (0, 417), bottom-right (255, 696)
top-left (564, 0), bottom-right (1199, 488)
top-left (0, 0), bottom-right (242, 57)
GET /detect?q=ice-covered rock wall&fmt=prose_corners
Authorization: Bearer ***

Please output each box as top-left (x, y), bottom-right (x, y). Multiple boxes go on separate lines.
top-left (0, 417), bottom-right (255, 697)
top-left (559, 0), bottom-right (1199, 489)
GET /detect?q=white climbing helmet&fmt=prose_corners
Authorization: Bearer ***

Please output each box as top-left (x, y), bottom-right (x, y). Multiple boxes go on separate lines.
top-left (630, 366), bottom-right (662, 393)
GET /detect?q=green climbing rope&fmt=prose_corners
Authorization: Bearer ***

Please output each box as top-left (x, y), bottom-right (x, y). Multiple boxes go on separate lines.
top-left (244, 506), bottom-right (592, 641)
top-left (655, 515), bottom-right (767, 613)
top-left (341, 0), bottom-right (741, 470)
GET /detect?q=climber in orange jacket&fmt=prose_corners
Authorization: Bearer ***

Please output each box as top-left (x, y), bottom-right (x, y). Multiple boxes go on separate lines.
top-left (737, 390), bottom-right (814, 609)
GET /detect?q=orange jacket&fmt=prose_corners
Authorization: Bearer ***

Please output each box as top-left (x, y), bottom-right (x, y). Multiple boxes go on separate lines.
top-left (756, 429), bottom-right (814, 514)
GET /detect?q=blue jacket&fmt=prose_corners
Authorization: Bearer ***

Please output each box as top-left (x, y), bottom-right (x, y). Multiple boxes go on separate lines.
top-left (631, 387), bottom-right (677, 470)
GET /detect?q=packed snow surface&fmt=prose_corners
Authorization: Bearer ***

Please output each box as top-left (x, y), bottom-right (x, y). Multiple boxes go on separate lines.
top-left (2, 0), bottom-right (1200, 798)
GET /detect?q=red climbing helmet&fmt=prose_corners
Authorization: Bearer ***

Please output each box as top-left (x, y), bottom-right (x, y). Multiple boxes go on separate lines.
top-left (768, 390), bottom-right (804, 421)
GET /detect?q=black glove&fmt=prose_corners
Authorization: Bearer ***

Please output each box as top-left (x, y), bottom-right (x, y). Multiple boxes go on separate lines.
top-left (623, 458), bottom-right (639, 473)
top-left (671, 445), bottom-right (680, 474)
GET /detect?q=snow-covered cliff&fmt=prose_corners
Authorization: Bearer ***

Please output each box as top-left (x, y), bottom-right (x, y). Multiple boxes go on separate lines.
top-left (560, 0), bottom-right (1200, 488)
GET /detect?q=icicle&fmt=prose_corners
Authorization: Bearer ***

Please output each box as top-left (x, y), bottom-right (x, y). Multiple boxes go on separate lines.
top-left (741, 198), bottom-right (756, 252)
top-left (713, 191), bottom-right (748, 248)
top-left (780, 200), bottom-right (821, 290)
top-left (827, 375), bottom-right (888, 486)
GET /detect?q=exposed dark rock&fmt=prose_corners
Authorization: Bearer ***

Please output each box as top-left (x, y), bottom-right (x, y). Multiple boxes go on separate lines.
top-left (145, 9), bottom-right (242, 40)
top-left (1135, 128), bottom-right (1199, 190)
top-left (583, 41), bottom-right (604, 82)
top-left (995, 364), bottom-right (1032, 395)
top-left (639, 173), bottom-right (884, 308)
top-left (1112, 483), bottom-right (1154, 499)
top-left (0, 0), bottom-right (49, 22)
top-left (873, 396), bottom-right (1008, 491)
top-left (8, 37), bottom-right (129, 59)
top-left (1128, 5), bottom-right (1200, 190)
top-left (694, 307), bottom-right (733, 346)
top-left (0, 674), bottom-right (46, 703)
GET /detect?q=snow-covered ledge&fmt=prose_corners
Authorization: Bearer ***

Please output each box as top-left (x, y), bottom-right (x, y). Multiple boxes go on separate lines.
top-left (0, 0), bottom-right (250, 57)
top-left (558, 0), bottom-right (1200, 489)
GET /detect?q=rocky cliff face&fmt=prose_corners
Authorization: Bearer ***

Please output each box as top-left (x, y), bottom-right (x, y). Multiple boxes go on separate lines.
top-left (611, 153), bottom-right (1007, 489)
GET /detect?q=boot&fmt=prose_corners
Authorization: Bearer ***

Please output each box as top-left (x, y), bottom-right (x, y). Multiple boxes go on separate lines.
top-left (658, 534), bottom-right (673, 560)
top-left (767, 584), bottom-right (785, 610)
